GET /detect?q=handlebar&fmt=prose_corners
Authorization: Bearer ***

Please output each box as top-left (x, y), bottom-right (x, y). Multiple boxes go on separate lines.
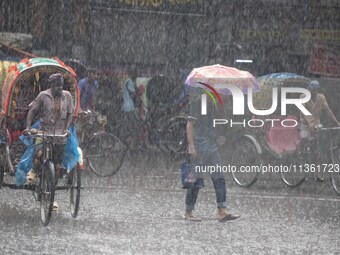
top-left (317, 127), bottom-right (340, 131)
top-left (313, 124), bottom-right (340, 133)
top-left (26, 129), bottom-right (68, 138)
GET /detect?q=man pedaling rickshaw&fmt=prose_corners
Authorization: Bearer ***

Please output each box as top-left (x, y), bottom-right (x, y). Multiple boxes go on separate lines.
top-left (300, 80), bottom-right (340, 140)
top-left (24, 73), bottom-right (75, 209)
top-left (299, 80), bottom-right (340, 174)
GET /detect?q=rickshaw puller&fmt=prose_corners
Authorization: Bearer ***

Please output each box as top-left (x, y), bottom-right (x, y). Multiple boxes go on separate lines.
top-left (299, 80), bottom-right (340, 182)
top-left (300, 80), bottom-right (340, 141)
top-left (24, 73), bottom-right (74, 188)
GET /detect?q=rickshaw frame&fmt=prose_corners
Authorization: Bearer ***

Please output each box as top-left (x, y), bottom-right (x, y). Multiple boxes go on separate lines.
top-left (230, 73), bottom-right (340, 195)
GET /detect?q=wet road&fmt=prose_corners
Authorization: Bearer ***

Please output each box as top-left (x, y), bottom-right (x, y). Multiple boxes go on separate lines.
top-left (1, 150), bottom-right (339, 255)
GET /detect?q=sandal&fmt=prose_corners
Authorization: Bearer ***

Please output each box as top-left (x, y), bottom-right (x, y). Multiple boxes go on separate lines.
top-left (218, 213), bottom-right (241, 222)
top-left (184, 211), bottom-right (202, 221)
top-left (52, 202), bottom-right (59, 211)
top-left (26, 169), bottom-right (37, 183)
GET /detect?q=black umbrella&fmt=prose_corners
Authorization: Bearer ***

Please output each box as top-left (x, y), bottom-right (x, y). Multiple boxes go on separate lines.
top-left (64, 58), bottom-right (87, 80)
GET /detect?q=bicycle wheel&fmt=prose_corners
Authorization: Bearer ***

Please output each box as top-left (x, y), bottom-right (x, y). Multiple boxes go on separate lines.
top-left (85, 133), bottom-right (126, 177)
top-left (330, 143), bottom-right (340, 195)
top-left (69, 167), bottom-right (81, 217)
top-left (40, 161), bottom-right (55, 226)
top-left (332, 173), bottom-right (340, 195)
top-left (281, 149), bottom-right (307, 187)
top-left (231, 139), bottom-right (260, 187)
top-left (163, 117), bottom-right (187, 154)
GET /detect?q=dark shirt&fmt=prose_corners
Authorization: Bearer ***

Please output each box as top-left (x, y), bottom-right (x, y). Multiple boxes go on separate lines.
top-left (188, 96), bottom-right (221, 152)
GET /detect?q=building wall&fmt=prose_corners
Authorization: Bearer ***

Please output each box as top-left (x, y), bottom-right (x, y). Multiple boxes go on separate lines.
top-left (88, 0), bottom-right (211, 76)
top-left (213, 0), bottom-right (340, 76)
top-left (1, 0), bottom-right (340, 78)
top-left (0, 0), bottom-right (31, 33)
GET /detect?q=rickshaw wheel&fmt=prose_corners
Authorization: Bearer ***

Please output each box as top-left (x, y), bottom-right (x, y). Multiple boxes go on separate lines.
top-left (231, 139), bottom-right (260, 187)
top-left (85, 133), bottom-right (126, 177)
top-left (70, 167), bottom-right (81, 217)
top-left (40, 161), bottom-right (56, 226)
top-left (281, 151), bottom-right (307, 187)
top-left (332, 174), bottom-right (340, 195)
top-left (331, 146), bottom-right (340, 195)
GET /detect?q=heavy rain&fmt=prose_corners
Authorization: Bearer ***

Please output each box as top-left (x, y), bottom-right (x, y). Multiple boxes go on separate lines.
top-left (0, 0), bottom-right (340, 254)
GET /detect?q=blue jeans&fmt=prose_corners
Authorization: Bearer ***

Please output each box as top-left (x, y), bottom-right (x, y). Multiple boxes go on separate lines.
top-left (185, 149), bottom-right (227, 210)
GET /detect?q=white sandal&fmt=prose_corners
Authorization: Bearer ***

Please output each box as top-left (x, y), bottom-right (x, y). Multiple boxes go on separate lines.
top-left (52, 202), bottom-right (59, 211)
top-left (26, 170), bottom-right (37, 183)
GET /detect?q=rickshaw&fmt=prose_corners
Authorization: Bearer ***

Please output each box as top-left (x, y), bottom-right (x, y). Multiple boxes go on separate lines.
top-left (230, 73), bottom-right (340, 195)
top-left (0, 58), bottom-right (19, 91)
top-left (0, 57), bottom-right (83, 225)
top-left (0, 58), bottom-right (123, 226)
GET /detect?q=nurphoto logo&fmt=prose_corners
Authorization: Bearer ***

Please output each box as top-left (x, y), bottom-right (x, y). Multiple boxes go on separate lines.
top-left (199, 83), bottom-right (312, 128)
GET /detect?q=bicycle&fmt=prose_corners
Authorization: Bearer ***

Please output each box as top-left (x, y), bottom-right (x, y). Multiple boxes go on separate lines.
top-left (77, 111), bottom-right (126, 177)
top-left (27, 129), bottom-right (68, 226)
top-left (117, 109), bottom-right (187, 155)
top-left (281, 126), bottom-right (340, 195)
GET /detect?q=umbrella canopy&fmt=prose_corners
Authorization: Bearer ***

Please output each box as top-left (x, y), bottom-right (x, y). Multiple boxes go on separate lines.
top-left (185, 64), bottom-right (260, 95)
top-left (254, 72), bottom-right (310, 110)
top-left (64, 59), bottom-right (87, 80)
top-left (258, 73), bottom-right (310, 88)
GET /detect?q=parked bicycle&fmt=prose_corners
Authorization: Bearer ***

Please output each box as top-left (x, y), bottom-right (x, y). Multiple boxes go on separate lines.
top-left (117, 104), bottom-right (187, 155)
top-left (77, 110), bottom-right (126, 177)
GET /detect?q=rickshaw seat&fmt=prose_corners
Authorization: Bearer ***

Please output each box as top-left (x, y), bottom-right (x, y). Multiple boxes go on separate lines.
top-left (265, 115), bottom-right (300, 155)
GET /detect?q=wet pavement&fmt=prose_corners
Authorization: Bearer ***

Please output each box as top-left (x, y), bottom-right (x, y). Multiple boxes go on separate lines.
top-left (1, 150), bottom-right (339, 255)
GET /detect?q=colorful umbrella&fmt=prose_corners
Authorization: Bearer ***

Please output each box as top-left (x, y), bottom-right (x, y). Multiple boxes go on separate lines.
top-left (185, 64), bottom-right (260, 95)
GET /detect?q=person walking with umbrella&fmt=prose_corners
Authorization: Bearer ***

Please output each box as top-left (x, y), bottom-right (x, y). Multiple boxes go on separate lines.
top-left (183, 64), bottom-right (260, 222)
top-left (185, 91), bottom-right (241, 222)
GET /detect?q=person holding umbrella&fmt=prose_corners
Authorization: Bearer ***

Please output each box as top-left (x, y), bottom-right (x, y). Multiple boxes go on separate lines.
top-left (183, 64), bottom-right (259, 222)
top-left (185, 91), bottom-right (241, 222)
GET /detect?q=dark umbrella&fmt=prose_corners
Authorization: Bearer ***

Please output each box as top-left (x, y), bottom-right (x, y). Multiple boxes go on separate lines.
top-left (64, 59), bottom-right (87, 80)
